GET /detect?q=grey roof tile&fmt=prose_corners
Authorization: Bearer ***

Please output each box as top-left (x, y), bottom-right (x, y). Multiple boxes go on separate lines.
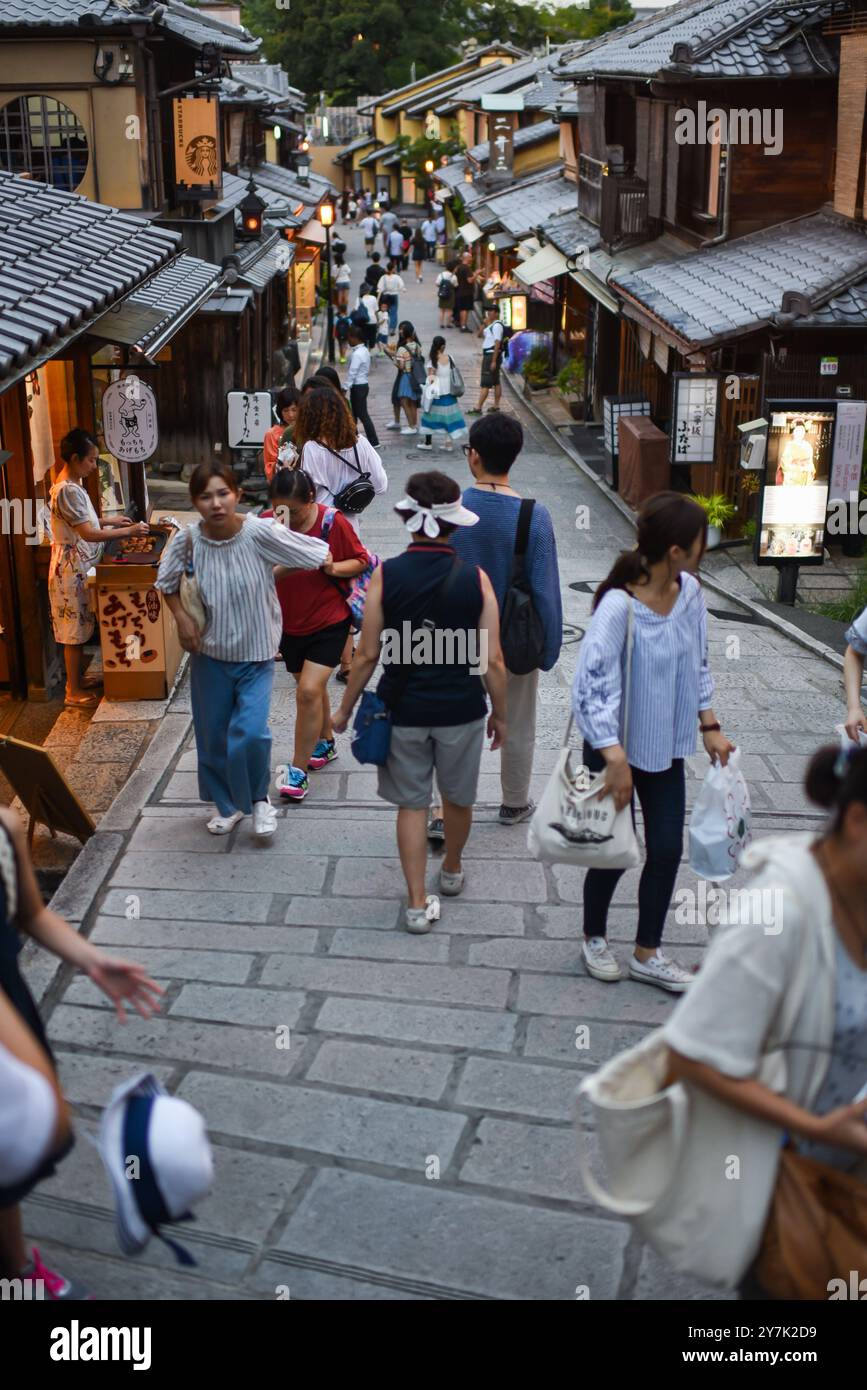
top-left (474, 170), bottom-right (575, 238)
top-left (612, 212), bottom-right (867, 345)
top-left (0, 0), bottom-right (259, 54)
top-left (0, 169), bottom-right (183, 385)
top-left (468, 118), bottom-right (559, 164)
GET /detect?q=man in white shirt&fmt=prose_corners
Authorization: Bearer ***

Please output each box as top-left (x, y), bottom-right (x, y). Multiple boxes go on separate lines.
top-left (421, 216), bottom-right (437, 260)
top-left (470, 305), bottom-right (505, 414)
top-left (345, 328), bottom-right (379, 447)
top-left (380, 208), bottom-right (398, 250)
top-left (358, 290), bottom-right (379, 350)
top-left (359, 213), bottom-right (378, 251)
top-left (387, 226), bottom-right (406, 270)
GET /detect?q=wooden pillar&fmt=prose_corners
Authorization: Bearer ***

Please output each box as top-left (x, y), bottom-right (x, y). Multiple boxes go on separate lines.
top-left (0, 382), bottom-right (48, 697)
top-left (72, 347), bottom-right (101, 516)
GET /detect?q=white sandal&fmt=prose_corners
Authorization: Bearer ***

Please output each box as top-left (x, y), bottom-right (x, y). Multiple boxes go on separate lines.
top-left (206, 810), bottom-right (244, 836)
top-left (404, 895), bottom-right (441, 935)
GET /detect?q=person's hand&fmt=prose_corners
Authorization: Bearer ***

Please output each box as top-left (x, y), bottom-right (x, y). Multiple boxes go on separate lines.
top-left (86, 952), bottom-right (165, 1023)
top-left (599, 754), bottom-right (633, 812)
top-left (809, 1097), bottom-right (867, 1157)
top-left (487, 713), bottom-right (506, 750)
top-left (320, 548), bottom-right (334, 573)
top-left (845, 705), bottom-right (867, 743)
top-left (703, 730), bottom-right (735, 766)
top-left (332, 706), bottom-right (350, 735)
top-left (130, 521), bottom-right (149, 536)
top-left (176, 612), bottom-right (202, 653)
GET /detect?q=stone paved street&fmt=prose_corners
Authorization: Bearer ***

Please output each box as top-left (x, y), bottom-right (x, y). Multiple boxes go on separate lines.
top-left (23, 220), bottom-right (845, 1300)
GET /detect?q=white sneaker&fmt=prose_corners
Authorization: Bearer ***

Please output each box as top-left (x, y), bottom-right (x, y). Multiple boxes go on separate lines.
top-left (400, 426), bottom-right (419, 435)
top-left (416, 442), bottom-right (433, 450)
top-left (206, 810), bottom-right (244, 835)
top-left (252, 797), bottom-right (277, 838)
top-left (405, 895), bottom-right (441, 934)
top-left (628, 950), bottom-right (694, 993)
top-left (581, 936), bottom-right (622, 982)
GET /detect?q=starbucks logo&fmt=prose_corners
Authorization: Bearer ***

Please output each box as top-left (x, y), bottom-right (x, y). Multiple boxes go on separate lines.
top-left (185, 135), bottom-right (218, 179)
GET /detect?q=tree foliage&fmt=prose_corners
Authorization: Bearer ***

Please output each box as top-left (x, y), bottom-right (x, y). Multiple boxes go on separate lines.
top-left (393, 130), bottom-right (465, 179)
top-left (241, 0), bottom-right (634, 105)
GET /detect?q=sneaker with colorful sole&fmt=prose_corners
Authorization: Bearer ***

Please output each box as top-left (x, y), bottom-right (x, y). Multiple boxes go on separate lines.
top-left (308, 739), bottom-right (338, 771)
top-left (275, 765), bottom-right (309, 800)
top-left (21, 1247), bottom-right (94, 1300)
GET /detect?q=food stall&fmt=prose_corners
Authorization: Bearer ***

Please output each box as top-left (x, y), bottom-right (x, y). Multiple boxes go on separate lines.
top-left (94, 522), bottom-right (182, 700)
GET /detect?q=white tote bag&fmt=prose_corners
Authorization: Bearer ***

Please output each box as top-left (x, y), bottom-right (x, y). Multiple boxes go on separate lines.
top-left (527, 599), bottom-right (640, 870)
top-left (574, 932), bottom-right (815, 1288)
top-left (688, 747), bottom-right (752, 882)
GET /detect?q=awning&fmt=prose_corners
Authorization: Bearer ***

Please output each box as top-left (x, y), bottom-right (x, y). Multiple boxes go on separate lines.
top-left (570, 267), bottom-right (620, 315)
top-left (515, 244), bottom-right (568, 287)
top-left (517, 237), bottom-right (541, 260)
top-left (200, 289), bottom-right (254, 315)
top-left (89, 253), bottom-right (222, 357)
top-left (486, 231), bottom-right (515, 252)
top-left (459, 220), bottom-right (484, 245)
top-left (298, 218), bottom-right (326, 245)
top-left (239, 242), bottom-right (287, 293)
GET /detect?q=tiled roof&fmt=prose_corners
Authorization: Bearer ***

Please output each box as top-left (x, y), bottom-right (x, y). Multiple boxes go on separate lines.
top-left (333, 133), bottom-right (378, 163)
top-left (434, 159), bottom-right (486, 208)
top-left (555, 0), bottom-right (836, 82)
top-left (402, 64), bottom-right (511, 119)
top-left (0, 0), bottom-right (260, 54)
top-left (0, 169), bottom-right (181, 388)
top-left (539, 207), bottom-right (601, 258)
top-left (111, 253), bottom-right (222, 355)
top-left (235, 232), bottom-right (286, 292)
top-left (611, 212), bottom-right (867, 346)
top-left (358, 43), bottom-right (527, 113)
top-left (522, 66), bottom-right (564, 112)
top-left (231, 64), bottom-right (305, 107)
top-left (252, 160), bottom-right (336, 206)
top-left (217, 172), bottom-right (303, 229)
top-left (474, 170), bottom-right (574, 237)
top-left (433, 53), bottom-right (546, 113)
top-left (468, 118), bottom-right (559, 164)
top-left (359, 141), bottom-right (401, 168)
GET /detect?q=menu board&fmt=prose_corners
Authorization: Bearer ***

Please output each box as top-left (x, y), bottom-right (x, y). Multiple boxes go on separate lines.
top-left (671, 374), bottom-right (719, 464)
top-left (755, 402), bottom-right (836, 566)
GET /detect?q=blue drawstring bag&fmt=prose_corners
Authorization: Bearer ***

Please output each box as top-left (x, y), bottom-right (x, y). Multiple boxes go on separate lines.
top-left (351, 691), bottom-right (393, 766)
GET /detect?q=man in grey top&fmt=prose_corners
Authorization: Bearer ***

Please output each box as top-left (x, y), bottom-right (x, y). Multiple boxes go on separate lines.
top-left (380, 207), bottom-right (398, 251)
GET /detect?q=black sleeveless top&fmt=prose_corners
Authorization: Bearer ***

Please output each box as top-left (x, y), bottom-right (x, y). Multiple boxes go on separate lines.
top-left (377, 544), bottom-right (487, 727)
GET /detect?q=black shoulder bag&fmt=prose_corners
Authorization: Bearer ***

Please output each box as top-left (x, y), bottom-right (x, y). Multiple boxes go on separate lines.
top-left (324, 443), bottom-right (376, 515)
top-left (499, 498), bottom-right (546, 675)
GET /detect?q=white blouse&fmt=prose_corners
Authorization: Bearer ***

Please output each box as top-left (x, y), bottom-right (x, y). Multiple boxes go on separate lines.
top-left (155, 515), bottom-right (328, 663)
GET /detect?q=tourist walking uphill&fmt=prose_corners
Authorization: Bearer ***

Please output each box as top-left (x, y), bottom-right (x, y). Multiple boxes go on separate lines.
top-left (333, 471), bottom-right (507, 934)
top-left (572, 492), bottom-right (734, 992)
top-left (264, 469), bottom-right (369, 803)
top-left (155, 462), bottom-right (330, 839)
top-left (49, 427), bottom-right (150, 708)
top-left (418, 336), bottom-right (467, 453)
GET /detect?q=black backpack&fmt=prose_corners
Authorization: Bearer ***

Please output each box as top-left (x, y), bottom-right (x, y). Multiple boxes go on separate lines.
top-left (325, 443), bottom-right (376, 515)
top-left (499, 498), bottom-right (546, 675)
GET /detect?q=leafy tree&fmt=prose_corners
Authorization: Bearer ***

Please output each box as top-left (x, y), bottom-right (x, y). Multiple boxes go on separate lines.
top-left (393, 130), bottom-right (464, 179)
top-left (464, 0), bottom-right (634, 48)
top-left (241, 0), bottom-right (467, 106)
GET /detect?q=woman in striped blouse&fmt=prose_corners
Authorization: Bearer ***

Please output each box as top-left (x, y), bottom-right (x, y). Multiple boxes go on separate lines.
top-left (155, 463), bottom-right (330, 839)
top-left (572, 493), bottom-right (734, 994)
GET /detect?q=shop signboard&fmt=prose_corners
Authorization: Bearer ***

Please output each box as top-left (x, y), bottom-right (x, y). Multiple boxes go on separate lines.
top-left (828, 400), bottom-right (867, 504)
top-left (227, 392), bottom-right (272, 447)
top-left (101, 376), bottom-right (159, 463)
top-left (755, 401), bottom-right (836, 566)
top-left (671, 373), bottom-right (719, 465)
top-left (173, 97), bottom-right (221, 197)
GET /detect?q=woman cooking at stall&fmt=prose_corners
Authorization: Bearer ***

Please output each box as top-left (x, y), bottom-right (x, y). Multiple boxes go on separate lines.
top-left (48, 428), bottom-right (149, 709)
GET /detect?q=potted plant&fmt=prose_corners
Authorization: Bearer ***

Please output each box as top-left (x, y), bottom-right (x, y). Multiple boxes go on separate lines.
top-left (522, 345), bottom-right (552, 395)
top-left (556, 357), bottom-right (586, 420)
top-left (689, 493), bottom-right (737, 549)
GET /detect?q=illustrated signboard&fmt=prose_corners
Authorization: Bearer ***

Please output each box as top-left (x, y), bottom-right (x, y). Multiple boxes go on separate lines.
top-left (173, 97), bottom-right (221, 195)
top-left (101, 377), bottom-right (159, 463)
top-left (227, 391), bottom-right (272, 447)
top-left (755, 401), bottom-right (836, 566)
top-left (671, 373), bottom-right (719, 465)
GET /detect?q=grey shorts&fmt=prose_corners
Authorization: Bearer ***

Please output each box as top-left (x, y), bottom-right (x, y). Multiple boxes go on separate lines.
top-left (377, 718), bottom-right (486, 809)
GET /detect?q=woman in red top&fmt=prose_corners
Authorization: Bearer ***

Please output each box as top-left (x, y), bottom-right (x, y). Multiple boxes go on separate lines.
top-left (262, 385), bottom-right (301, 482)
top-left (266, 469), bottom-right (369, 801)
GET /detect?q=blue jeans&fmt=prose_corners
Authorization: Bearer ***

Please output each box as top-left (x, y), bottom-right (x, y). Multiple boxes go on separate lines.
top-left (386, 298), bottom-right (398, 334)
top-left (582, 741), bottom-right (685, 950)
top-left (190, 654), bottom-right (275, 816)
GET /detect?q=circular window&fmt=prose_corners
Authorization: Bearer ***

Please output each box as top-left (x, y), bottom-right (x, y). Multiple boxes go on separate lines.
top-left (0, 94), bottom-right (89, 192)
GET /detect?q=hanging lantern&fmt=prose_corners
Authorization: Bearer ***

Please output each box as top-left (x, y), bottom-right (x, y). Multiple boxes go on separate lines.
top-left (239, 175), bottom-right (265, 239)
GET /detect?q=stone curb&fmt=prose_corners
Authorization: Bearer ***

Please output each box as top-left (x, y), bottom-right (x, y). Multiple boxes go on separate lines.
top-left (503, 368), bottom-right (847, 674)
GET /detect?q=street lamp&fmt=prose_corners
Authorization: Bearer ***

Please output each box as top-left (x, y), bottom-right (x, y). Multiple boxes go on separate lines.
top-left (239, 175), bottom-right (265, 240)
top-left (295, 151), bottom-right (311, 185)
top-left (319, 201), bottom-right (335, 365)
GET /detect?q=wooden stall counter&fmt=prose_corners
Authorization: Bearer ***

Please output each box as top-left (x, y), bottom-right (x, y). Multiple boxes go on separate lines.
top-left (94, 524), bottom-right (181, 700)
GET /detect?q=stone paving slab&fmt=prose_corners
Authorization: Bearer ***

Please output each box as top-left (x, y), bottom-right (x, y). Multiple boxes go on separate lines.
top-left (327, 927), bottom-right (451, 963)
top-left (53, 1051), bottom-right (177, 1106)
top-left (306, 1040), bottom-right (455, 1102)
top-left (330, 856), bottom-right (548, 903)
top-left (260, 956), bottom-right (511, 1008)
top-left (455, 1056), bottom-right (580, 1121)
top-left (272, 1168), bottom-right (628, 1301)
top-left (313, 997), bottom-right (518, 1052)
top-left (62, 945), bottom-right (252, 984)
top-left (90, 917), bottom-right (319, 954)
top-left (49, 1005), bottom-right (299, 1076)
top-left (109, 852), bottom-right (329, 894)
top-left (99, 887), bottom-right (273, 921)
top-left (459, 1117), bottom-right (588, 1202)
top-left (178, 1072), bottom-right (468, 1172)
top-left (169, 982), bottom-right (306, 1030)
top-left (516, 972), bottom-right (676, 1025)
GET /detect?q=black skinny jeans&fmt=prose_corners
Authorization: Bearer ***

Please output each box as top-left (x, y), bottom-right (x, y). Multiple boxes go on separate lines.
top-left (582, 740), bottom-right (685, 951)
top-left (349, 384), bottom-right (379, 447)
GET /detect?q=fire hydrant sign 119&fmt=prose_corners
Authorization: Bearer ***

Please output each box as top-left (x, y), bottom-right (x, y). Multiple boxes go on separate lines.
top-left (102, 377), bottom-right (159, 462)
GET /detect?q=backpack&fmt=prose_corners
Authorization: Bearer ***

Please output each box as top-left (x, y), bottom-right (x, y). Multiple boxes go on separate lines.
top-left (499, 499), bottom-right (546, 675)
top-left (437, 274), bottom-right (453, 302)
top-left (349, 305), bottom-right (370, 327)
top-left (320, 507), bottom-right (378, 632)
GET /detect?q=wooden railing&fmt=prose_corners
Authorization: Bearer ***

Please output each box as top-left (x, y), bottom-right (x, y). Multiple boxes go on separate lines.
top-left (577, 154), bottom-right (604, 225)
top-left (600, 172), bottom-right (658, 249)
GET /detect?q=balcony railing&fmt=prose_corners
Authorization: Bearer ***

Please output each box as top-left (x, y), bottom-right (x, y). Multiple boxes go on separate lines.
top-left (577, 153), bottom-right (604, 225)
top-left (600, 171), bottom-right (659, 250)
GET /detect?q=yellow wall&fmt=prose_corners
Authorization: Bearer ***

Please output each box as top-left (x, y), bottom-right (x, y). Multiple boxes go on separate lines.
top-left (309, 143), bottom-right (342, 181)
top-left (514, 135), bottom-right (559, 177)
top-left (0, 41), bottom-right (145, 208)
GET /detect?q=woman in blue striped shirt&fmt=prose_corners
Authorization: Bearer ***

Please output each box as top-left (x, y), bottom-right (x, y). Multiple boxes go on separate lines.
top-left (572, 493), bottom-right (734, 993)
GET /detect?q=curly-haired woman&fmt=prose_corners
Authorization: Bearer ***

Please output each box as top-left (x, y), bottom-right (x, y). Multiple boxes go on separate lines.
top-left (293, 386), bottom-right (388, 539)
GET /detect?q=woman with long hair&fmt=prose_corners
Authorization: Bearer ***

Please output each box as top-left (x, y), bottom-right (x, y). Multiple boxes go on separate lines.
top-left (661, 743), bottom-right (867, 1298)
top-left (418, 335), bottom-right (467, 453)
top-left (385, 321), bottom-right (424, 436)
top-left (411, 226), bottom-right (427, 283)
top-left (293, 387), bottom-right (387, 538)
top-left (155, 462), bottom-right (330, 838)
top-left (436, 260), bottom-right (458, 330)
top-left (48, 427), bottom-right (149, 707)
top-left (264, 468), bottom-right (369, 801)
top-left (572, 492), bottom-right (734, 992)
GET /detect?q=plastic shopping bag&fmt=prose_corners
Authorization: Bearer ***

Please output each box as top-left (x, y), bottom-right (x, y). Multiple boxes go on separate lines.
top-left (688, 748), bottom-right (752, 882)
